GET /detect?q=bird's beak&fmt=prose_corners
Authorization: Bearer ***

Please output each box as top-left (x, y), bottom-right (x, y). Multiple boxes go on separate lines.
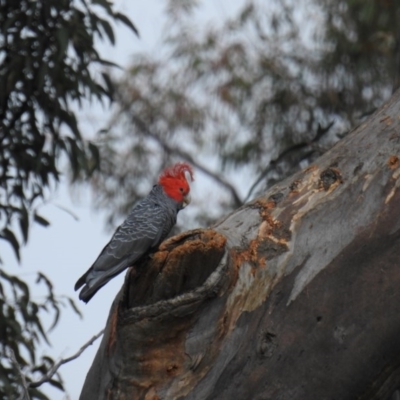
top-left (182, 194), bottom-right (191, 208)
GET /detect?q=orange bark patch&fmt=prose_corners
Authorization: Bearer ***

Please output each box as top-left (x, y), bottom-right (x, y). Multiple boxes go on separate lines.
top-left (258, 216), bottom-right (282, 236)
top-left (253, 199), bottom-right (281, 234)
top-left (388, 155), bottom-right (399, 170)
top-left (242, 198), bottom-right (291, 265)
top-left (253, 200), bottom-right (290, 242)
top-left (164, 230), bottom-right (225, 262)
top-left (231, 209), bottom-right (289, 275)
top-left (233, 239), bottom-right (262, 269)
top-left (158, 228), bottom-right (205, 252)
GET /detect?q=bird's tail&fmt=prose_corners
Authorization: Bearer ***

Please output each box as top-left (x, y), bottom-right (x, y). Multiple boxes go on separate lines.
top-left (75, 270), bottom-right (109, 303)
top-left (74, 270), bottom-right (90, 291)
top-left (75, 258), bottom-right (131, 303)
top-left (77, 284), bottom-right (102, 303)
top-left (74, 268), bottom-right (101, 303)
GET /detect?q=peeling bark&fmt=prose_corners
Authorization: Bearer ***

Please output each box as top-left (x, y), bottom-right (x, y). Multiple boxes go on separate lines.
top-left (80, 90), bottom-right (400, 400)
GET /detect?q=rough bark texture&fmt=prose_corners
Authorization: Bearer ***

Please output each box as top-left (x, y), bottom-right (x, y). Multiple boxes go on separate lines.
top-left (80, 90), bottom-right (400, 400)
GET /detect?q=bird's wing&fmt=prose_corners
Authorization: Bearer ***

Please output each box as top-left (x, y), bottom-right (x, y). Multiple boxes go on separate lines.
top-left (76, 236), bottom-right (150, 300)
top-left (75, 200), bottom-right (173, 302)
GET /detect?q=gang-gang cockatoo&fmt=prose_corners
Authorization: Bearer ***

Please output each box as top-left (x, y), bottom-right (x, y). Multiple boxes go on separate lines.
top-left (74, 162), bottom-right (194, 302)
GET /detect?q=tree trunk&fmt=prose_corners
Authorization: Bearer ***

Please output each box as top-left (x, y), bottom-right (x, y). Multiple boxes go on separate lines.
top-left (80, 90), bottom-right (400, 400)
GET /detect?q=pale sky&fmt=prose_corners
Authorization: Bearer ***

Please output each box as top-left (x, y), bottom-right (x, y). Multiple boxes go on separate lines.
top-left (2, 2), bottom-right (247, 399)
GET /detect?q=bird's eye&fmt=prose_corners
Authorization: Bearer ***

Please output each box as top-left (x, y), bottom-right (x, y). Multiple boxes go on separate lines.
top-left (179, 187), bottom-right (184, 193)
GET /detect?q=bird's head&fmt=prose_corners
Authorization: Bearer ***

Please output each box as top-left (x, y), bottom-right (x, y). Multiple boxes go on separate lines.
top-left (158, 162), bottom-right (194, 208)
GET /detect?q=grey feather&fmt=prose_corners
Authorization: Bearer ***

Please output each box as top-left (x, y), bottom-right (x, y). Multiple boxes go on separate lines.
top-left (75, 185), bottom-right (182, 302)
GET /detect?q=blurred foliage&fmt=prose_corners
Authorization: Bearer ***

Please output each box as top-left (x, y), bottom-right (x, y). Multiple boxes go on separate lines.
top-left (0, 0), bottom-right (137, 398)
top-left (0, 270), bottom-right (82, 399)
top-left (91, 0), bottom-right (400, 228)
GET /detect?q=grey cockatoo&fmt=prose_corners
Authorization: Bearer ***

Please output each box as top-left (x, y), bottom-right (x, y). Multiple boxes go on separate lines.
top-left (74, 162), bottom-right (194, 302)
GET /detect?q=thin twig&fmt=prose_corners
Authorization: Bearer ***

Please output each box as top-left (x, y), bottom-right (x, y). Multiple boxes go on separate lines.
top-left (29, 329), bottom-right (104, 387)
top-left (29, 328), bottom-right (105, 388)
top-left (8, 348), bottom-right (31, 400)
